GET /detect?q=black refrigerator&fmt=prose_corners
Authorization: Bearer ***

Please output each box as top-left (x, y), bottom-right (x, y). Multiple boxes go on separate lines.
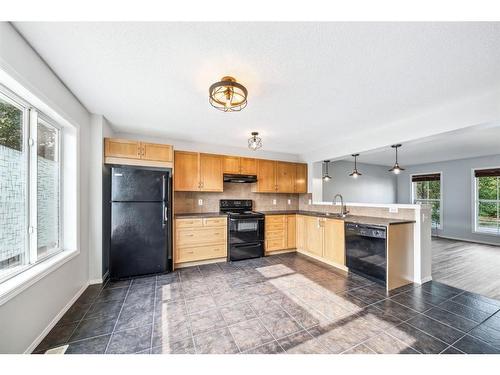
top-left (110, 166), bottom-right (172, 279)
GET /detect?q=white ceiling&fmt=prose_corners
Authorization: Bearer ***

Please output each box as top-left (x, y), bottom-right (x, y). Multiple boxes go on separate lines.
top-left (13, 22), bottom-right (500, 156)
top-left (338, 123), bottom-right (500, 167)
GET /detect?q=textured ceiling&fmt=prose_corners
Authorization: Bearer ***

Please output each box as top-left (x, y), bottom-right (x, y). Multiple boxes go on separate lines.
top-left (13, 22), bottom-right (500, 155)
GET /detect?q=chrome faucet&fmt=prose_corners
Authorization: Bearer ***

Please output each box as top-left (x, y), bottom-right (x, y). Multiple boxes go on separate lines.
top-left (333, 194), bottom-right (349, 217)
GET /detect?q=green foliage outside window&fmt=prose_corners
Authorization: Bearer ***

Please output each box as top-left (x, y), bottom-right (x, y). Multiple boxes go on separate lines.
top-left (0, 100), bottom-right (22, 151)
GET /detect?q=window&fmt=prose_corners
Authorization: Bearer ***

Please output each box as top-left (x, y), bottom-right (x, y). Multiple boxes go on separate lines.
top-left (412, 173), bottom-right (441, 228)
top-left (474, 168), bottom-right (500, 235)
top-left (0, 85), bottom-right (62, 282)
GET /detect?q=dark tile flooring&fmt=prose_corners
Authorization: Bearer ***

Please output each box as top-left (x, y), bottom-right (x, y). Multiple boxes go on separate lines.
top-left (33, 253), bottom-right (500, 354)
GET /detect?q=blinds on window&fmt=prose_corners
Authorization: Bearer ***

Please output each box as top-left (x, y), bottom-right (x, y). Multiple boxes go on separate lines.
top-left (475, 168), bottom-right (500, 178)
top-left (412, 173), bottom-right (441, 182)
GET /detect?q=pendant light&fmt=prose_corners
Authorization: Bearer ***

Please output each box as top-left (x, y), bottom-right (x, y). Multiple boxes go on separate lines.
top-left (247, 132), bottom-right (262, 151)
top-left (388, 144), bottom-right (405, 174)
top-left (349, 153), bottom-right (362, 178)
top-left (209, 76), bottom-right (248, 112)
top-left (323, 160), bottom-right (332, 181)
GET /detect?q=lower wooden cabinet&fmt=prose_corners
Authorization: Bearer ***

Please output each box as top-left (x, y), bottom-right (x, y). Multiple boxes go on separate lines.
top-left (175, 217), bottom-right (227, 264)
top-left (264, 214), bottom-right (296, 253)
top-left (296, 215), bottom-right (346, 267)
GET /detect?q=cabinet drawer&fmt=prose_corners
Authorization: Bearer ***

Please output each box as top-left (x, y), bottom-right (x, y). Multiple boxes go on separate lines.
top-left (203, 217), bottom-right (227, 227)
top-left (176, 228), bottom-right (226, 246)
top-left (266, 215), bottom-right (286, 224)
top-left (176, 219), bottom-right (203, 228)
top-left (265, 229), bottom-right (285, 239)
top-left (266, 222), bottom-right (285, 231)
top-left (176, 244), bottom-right (227, 263)
top-left (266, 238), bottom-right (286, 252)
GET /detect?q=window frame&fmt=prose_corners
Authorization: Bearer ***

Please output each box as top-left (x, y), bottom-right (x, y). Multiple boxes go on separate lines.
top-left (473, 167), bottom-right (500, 236)
top-left (411, 171), bottom-right (443, 230)
top-left (0, 84), bottom-right (64, 284)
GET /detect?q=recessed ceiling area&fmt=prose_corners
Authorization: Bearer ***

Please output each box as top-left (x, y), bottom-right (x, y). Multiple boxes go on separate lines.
top-left (335, 123), bottom-right (500, 167)
top-left (13, 22), bottom-right (500, 156)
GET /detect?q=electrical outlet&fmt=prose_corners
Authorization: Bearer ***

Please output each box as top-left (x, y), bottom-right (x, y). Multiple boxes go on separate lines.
top-left (287, 199), bottom-right (291, 205)
top-left (198, 199), bottom-right (203, 206)
top-left (389, 206), bottom-right (398, 213)
top-left (308, 199), bottom-right (312, 205)
top-left (272, 199), bottom-right (277, 205)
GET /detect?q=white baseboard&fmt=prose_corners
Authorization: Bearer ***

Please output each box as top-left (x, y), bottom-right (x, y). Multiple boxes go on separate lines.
top-left (89, 270), bottom-right (108, 285)
top-left (24, 282), bottom-right (89, 354)
top-left (419, 276), bottom-right (433, 284)
top-left (435, 235), bottom-right (500, 247)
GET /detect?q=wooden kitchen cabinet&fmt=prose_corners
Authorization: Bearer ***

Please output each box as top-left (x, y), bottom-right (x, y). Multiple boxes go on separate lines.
top-left (295, 163), bottom-right (308, 193)
top-left (323, 219), bottom-right (345, 266)
top-left (286, 215), bottom-right (296, 249)
top-left (254, 159), bottom-right (277, 192)
top-left (305, 216), bottom-right (324, 257)
top-left (276, 162), bottom-right (296, 193)
top-left (223, 156), bottom-right (241, 174)
top-left (104, 138), bottom-right (173, 167)
top-left (296, 215), bottom-right (307, 250)
top-left (199, 153), bottom-right (223, 192)
top-left (174, 151), bottom-right (223, 192)
top-left (240, 157), bottom-right (257, 175)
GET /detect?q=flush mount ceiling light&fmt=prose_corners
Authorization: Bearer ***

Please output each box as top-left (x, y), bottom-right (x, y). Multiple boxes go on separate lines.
top-left (323, 160), bottom-right (332, 181)
top-left (209, 76), bottom-right (248, 112)
top-left (349, 154), bottom-right (362, 178)
top-left (389, 144), bottom-right (405, 174)
top-left (248, 132), bottom-right (262, 151)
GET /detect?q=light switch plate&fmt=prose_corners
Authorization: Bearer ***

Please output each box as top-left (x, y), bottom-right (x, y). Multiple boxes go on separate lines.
top-left (308, 199), bottom-right (312, 205)
top-left (389, 206), bottom-right (398, 213)
top-left (198, 199), bottom-right (203, 206)
top-left (287, 199), bottom-right (291, 205)
top-left (272, 199), bottom-right (277, 205)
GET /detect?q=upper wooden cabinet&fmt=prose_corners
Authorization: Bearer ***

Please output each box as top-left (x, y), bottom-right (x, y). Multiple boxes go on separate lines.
top-left (222, 156), bottom-right (257, 175)
top-left (295, 163), bottom-right (308, 193)
top-left (174, 151), bottom-right (223, 192)
top-left (104, 138), bottom-right (173, 166)
top-left (253, 160), bottom-right (308, 193)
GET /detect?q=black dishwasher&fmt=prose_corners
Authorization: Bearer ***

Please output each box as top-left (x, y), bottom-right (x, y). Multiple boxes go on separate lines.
top-left (345, 223), bottom-right (387, 285)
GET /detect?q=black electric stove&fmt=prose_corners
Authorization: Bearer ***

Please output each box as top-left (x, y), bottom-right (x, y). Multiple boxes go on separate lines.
top-left (219, 200), bottom-right (265, 261)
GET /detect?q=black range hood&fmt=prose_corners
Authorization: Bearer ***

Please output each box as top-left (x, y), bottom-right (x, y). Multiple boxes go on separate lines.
top-left (223, 174), bottom-right (258, 183)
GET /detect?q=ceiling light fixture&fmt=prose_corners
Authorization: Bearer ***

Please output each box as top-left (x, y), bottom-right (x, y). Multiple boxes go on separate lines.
top-left (389, 144), bottom-right (405, 174)
top-left (349, 154), bottom-right (362, 178)
top-left (209, 76), bottom-right (248, 112)
top-left (248, 132), bottom-right (262, 151)
top-left (323, 160), bottom-right (332, 181)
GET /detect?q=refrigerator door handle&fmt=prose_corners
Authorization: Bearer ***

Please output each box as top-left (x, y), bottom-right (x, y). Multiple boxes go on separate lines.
top-left (163, 204), bottom-right (168, 226)
top-left (162, 174), bottom-right (166, 201)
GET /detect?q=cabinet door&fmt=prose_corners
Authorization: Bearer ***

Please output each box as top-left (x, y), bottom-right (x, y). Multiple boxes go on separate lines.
top-left (276, 162), bottom-right (296, 193)
top-left (286, 215), bottom-right (296, 249)
top-left (223, 156), bottom-right (240, 174)
top-left (295, 163), bottom-right (308, 193)
top-left (240, 157), bottom-right (257, 175)
top-left (324, 219), bottom-right (345, 265)
top-left (104, 138), bottom-right (140, 159)
top-left (141, 142), bottom-right (173, 162)
top-left (255, 159), bottom-right (277, 192)
top-left (174, 151), bottom-right (200, 191)
top-left (296, 215), bottom-right (306, 250)
top-left (200, 153), bottom-right (223, 192)
top-left (305, 216), bottom-right (324, 257)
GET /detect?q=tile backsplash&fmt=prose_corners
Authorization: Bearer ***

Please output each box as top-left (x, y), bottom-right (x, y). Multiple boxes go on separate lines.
top-left (174, 183), bottom-right (299, 213)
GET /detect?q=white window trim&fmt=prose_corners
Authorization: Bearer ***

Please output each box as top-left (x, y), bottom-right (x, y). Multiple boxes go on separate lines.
top-left (472, 167), bottom-right (500, 236)
top-left (0, 83), bottom-right (65, 285)
top-left (410, 171), bottom-right (443, 230)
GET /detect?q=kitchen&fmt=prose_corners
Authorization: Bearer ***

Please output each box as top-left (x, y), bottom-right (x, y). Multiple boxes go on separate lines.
top-left (1, 18), bottom-right (500, 362)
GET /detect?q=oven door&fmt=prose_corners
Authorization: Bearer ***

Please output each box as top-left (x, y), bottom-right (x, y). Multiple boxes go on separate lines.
top-left (229, 242), bottom-right (264, 261)
top-left (228, 217), bottom-right (264, 245)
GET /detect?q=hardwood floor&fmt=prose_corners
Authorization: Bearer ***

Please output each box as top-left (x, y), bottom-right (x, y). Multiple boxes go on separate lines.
top-left (432, 237), bottom-right (500, 300)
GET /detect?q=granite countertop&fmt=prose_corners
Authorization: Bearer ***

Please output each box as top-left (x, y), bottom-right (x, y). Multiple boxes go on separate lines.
top-left (174, 212), bottom-right (228, 219)
top-left (258, 210), bottom-right (415, 226)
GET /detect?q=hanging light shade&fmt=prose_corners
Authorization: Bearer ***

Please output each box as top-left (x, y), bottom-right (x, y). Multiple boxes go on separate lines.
top-left (209, 76), bottom-right (248, 112)
top-left (349, 153), bottom-right (362, 178)
top-left (248, 132), bottom-right (262, 151)
top-left (323, 160), bottom-right (332, 181)
top-left (389, 144), bottom-right (405, 174)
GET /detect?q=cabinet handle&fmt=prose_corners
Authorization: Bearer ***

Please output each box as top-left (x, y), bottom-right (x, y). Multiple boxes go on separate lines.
top-left (185, 234), bottom-right (194, 237)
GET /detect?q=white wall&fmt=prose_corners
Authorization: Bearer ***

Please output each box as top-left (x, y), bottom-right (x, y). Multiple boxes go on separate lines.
top-left (322, 160), bottom-right (398, 204)
top-left (397, 154), bottom-right (500, 245)
top-left (0, 22), bottom-right (91, 353)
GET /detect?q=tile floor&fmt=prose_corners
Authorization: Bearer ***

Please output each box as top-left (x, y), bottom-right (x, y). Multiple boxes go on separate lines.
top-left (34, 253), bottom-right (500, 354)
